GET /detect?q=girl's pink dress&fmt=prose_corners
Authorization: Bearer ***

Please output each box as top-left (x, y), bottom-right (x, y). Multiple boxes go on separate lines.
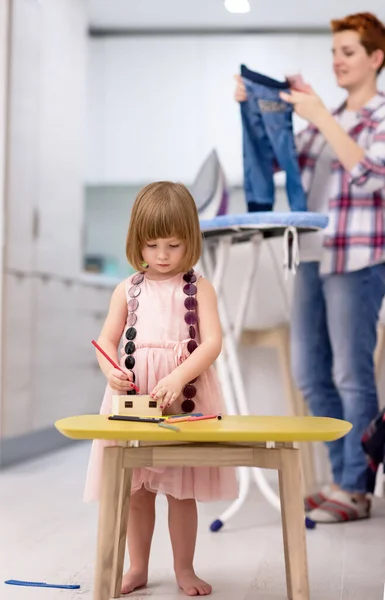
top-left (84, 271), bottom-right (239, 502)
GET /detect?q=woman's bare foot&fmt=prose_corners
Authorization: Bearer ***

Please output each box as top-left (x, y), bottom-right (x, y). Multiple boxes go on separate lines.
top-left (176, 569), bottom-right (212, 596)
top-left (121, 568), bottom-right (148, 596)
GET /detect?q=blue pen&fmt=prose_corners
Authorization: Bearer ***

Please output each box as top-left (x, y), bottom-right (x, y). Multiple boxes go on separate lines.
top-left (5, 580), bottom-right (81, 590)
top-left (168, 413), bottom-right (203, 419)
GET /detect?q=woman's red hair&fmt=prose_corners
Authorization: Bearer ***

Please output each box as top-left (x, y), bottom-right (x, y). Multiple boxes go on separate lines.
top-left (331, 13), bottom-right (385, 73)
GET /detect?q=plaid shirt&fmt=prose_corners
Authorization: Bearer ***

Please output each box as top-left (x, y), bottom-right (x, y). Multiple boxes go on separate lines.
top-left (296, 93), bottom-right (385, 274)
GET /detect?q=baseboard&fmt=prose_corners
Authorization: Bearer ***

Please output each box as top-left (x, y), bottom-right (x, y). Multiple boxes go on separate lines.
top-left (0, 426), bottom-right (80, 468)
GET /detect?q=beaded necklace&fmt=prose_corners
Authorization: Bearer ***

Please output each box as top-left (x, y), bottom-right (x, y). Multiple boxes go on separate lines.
top-left (124, 269), bottom-right (198, 413)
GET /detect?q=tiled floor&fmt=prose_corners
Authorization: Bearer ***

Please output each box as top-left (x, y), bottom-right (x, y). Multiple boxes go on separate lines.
top-left (1, 443), bottom-right (384, 599)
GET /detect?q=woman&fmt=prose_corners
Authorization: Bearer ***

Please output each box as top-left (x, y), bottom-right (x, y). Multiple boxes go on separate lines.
top-left (235, 13), bottom-right (385, 523)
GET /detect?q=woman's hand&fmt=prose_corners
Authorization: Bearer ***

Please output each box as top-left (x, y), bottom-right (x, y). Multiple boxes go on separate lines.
top-left (234, 74), bottom-right (248, 102)
top-left (107, 368), bottom-right (135, 393)
top-left (279, 87), bottom-right (328, 127)
top-left (151, 372), bottom-right (184, 410)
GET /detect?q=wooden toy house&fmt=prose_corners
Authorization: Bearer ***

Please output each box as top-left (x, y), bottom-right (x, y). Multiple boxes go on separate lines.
top-left (111, 394), bottom-right (161, 417)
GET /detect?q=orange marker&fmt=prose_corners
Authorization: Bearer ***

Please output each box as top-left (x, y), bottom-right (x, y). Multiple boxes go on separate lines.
top-left (168, 414), bottom-right (221, 423)
top-left (188, 414), bottom-right (222, 422)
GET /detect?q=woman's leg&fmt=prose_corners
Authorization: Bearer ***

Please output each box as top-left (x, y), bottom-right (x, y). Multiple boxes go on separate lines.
top-left (122, 486), bottom-right (156, 595)
top-left (167, 495), bottom-right (212, 597)
top-left (291, 262), bottom-right (345, 486)
top-left (324, 264), bottom-right (385, 495)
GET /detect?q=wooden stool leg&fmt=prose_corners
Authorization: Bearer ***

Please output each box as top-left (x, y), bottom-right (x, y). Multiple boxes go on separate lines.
top-left (94, 446), bottom-right (132, 600)
top-left (276, 327), bottom-right (300, 416)
top-left (278, 447), bottom-right (310, 600)
top-left (276, 327), bottom-right (315, 494)
top-left (111, 466), bottom-right (132, 597)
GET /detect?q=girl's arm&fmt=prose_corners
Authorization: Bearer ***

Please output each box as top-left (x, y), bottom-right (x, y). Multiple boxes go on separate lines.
top-left (151, 277), bottom-right (222, 408)
top-left (96, 281), bottom-right (134, 393)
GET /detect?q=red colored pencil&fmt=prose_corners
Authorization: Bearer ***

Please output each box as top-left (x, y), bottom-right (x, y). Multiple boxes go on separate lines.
top-left (91, 340), bottom-right (140, 393)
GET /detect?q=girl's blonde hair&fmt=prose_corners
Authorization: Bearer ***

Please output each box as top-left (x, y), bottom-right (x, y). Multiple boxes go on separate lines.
top-left (126, 181), bottom-right (202, 272)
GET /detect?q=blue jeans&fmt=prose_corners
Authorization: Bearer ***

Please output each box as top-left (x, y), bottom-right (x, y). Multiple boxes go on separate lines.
top-left (291, 262), bottom-right (385, 493)
top-left (240, 65), bottom-right (307, 213)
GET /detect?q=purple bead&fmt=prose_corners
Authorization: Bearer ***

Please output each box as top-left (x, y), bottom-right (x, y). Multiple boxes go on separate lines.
top-left (128, 285), bottom-right (141, 298)
top-left (181, 399), bottom-right (195, 413)
top-left (183, 384), bottom-right (196, 399)
top-left (183, 273), bottom-right (197, 284)
top-left (125, 341), bottom-right (135, 355)
top-left (183, 283), bottom-right (197, 296)
top-left (184, 297), bottom-right (197, 310)
top-left (128, 298), bottom-right (139, 312)
top-left (189, 325), bottom-right (196, 339)
top-left (127, 312), bottom-right (137, 326)
top-left (184, 311), bottom-right (197, 325)
top-left (187, 340), bottom-right (198, 353)
top-left (132, 273), bottom-right (144, 285)
top-left (125, 327), bottom-right (137, 340)
top-left (125, 355), bottom-right (135, 369)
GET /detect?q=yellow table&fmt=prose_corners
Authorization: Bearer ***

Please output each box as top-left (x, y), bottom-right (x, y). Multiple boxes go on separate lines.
top-left (55, 414), bottom-right (352, 600)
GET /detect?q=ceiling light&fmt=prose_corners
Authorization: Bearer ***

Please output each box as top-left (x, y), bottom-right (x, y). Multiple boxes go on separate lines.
top-left (224, 0), bottom-right (251, 13)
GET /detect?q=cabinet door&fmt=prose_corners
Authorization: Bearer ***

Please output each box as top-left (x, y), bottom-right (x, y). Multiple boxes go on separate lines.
top-left (5, 0), bottom-right (41, 272)
top-left (36, 0), bottom-right (87, 277)
top-left (2, 274), bottom-right (35, 437)
top-left (31, 279), bottom-right (112, 430)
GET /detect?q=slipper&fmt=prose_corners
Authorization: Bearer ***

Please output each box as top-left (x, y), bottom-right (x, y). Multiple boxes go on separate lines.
top-left (307, 490), bottom-right (371, 523)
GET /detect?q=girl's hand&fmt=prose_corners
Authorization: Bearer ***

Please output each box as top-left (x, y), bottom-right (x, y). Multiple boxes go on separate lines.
top-left (279, 87), bottom-right (328, 127)
top-left (151, 373), bottom-right (184, 410)
top-left (107, 368), bottom-right (135, 393)
top-left (234, 74), bottom-right (248, 102)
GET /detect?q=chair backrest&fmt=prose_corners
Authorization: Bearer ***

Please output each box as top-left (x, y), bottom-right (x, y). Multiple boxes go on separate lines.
top-left (190, 149), bottom-right (229, 219)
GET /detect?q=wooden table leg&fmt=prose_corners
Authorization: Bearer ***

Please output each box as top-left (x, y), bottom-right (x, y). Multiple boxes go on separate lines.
top-left (278, 447), bottom-right (310, 600)
top-left (94, 446), bottom-right (132, 600)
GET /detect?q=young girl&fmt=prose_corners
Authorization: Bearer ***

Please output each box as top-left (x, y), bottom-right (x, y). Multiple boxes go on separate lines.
top-left (84, 181), bottom-right (238, 597)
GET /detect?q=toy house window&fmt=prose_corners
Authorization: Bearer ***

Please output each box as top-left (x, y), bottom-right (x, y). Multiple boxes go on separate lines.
top-left (125, 401), bottom-right (134, 408)
top-left (149, 401), bottom-right (157, 408)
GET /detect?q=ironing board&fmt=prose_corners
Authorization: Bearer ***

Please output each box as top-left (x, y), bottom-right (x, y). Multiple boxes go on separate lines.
top-left (55, 414), bottom-right (351, 600)
top-left (199, 211), bottom-right (329, 531)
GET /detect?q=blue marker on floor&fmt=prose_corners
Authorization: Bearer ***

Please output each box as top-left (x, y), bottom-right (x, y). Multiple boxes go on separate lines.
top-left (5, 580), bottom-right (81, 590)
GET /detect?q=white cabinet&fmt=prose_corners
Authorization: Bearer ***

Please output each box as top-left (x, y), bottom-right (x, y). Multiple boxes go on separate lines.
top-left (6, 0), bottom-right (87, 277)
top-left (2, 0), bottom-right (88, 441)
top-left (36, 0), bottom-right (87, 277)
top-left (31, 279), bottom-right (111, 431)
top-left (2, 274), bottom-right (35, 437)
top-left (6, 0), bottom-right (41, 272)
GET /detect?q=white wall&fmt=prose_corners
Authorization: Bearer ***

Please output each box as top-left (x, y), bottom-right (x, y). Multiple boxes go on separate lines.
top-left (84, 185), bottom-right (140, 277)
top-left (85, 33), bottom-right (367, 186)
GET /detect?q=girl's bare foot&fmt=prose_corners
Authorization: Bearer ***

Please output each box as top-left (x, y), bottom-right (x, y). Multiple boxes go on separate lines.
top-left (121, 568), bottom-right (148, 595)
top-left (176, 569), bottom-right (212, 596)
